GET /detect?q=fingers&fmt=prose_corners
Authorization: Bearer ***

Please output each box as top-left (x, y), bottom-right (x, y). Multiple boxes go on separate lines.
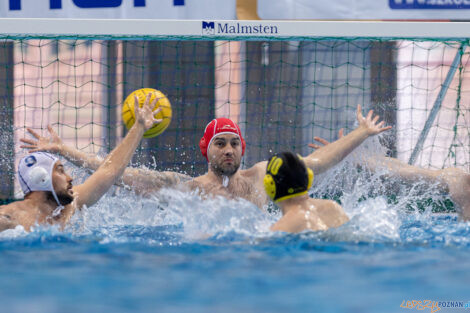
top-left (150, 93), bottom-right (158, 109)
top-left (19, 144), bottom-right (39, 153)
top-left (308, 143), bottom-right (321, 149)
top-left (19, 138), bottom-right (36, 145)
top-left (338, 128), bottom-right (344, 138)
top-left (47, 125), bottom-right (58, 136)
top-left (153, 106), bottom-right (162, 116)
top-left (143, 92), bottom-right (153, 108)
top-left (313, 136), bottom-right (330, 146)
top-left (366, 110), bottom-right (373, 121)
top-left (26, 127), bottom-right (41, 139)
top-left (133, 94), bottom-right (139, 111)
top-left (372, 115), bottom-right (380, 124)
top-left (379, 125), bottom-right (393, 133)
top-left (153, 118), bottom-right (163, 124)
top-left (356, 104), bottom-right (362, 118)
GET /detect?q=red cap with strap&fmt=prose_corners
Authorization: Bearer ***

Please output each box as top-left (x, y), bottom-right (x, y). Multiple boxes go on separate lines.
top-left (199, 118), bottom-right (246, 161)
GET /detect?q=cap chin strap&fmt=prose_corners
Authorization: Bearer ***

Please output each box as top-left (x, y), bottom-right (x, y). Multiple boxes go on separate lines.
top-left (51, 190), bottom-right (65, 217)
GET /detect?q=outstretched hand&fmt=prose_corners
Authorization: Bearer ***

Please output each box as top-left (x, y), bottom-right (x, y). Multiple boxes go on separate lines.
top-left (356, 104), bottom-right (392, 135)
top-left (20, 125), bottom-right (63, 153)
top-left (134, 92), bottom-right (163, 131)
top-left (308, 105), bottom-right (391, 150)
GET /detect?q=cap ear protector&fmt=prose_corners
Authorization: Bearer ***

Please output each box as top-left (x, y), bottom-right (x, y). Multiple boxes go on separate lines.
top-left (307, 168), bottom-right (314, 190)
top-left (297, 154), bottom-right (314, 190)
top-left (263, 173), bottom-right (276, 200)
top-left (264, 152), bottom-right (314, 202)
top-left (28, 166), bottom-right (51, 190)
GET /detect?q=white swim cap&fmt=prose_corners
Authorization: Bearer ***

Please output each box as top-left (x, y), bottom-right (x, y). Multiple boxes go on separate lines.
top-left (18, 152), bottom-right (63, 210)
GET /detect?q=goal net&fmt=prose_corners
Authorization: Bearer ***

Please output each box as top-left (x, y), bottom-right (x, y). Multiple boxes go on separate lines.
top-left (0, 19), bottom-right (469, 201)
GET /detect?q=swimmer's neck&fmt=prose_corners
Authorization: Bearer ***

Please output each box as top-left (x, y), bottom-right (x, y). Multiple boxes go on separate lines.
top-left (24, 191), bottom-right (62, 218)
top-left (277, 194), bottom-right (310, 215)
top-left (206, 168), bottom-right (240, 187)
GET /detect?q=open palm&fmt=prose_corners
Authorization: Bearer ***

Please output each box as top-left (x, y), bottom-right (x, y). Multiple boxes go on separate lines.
top-left (20, 125), bottom-right (63, 153)
top-left (134, 92), bottom-right (163, 131)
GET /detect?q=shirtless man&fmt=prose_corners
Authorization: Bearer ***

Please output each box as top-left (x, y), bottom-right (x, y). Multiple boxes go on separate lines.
top-left (20, 105), bottom-right (391, 209)
top-left (265, 151), bottom-right (349, 233)
top-left (309, 129), bottom-right (470, 220)
top-left (0, 92), bottom-right (161, 232)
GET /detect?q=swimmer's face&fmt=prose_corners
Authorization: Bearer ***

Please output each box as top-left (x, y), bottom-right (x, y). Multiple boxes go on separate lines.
top-left (208, 134), bottom-right (242, 177)
top-left (51, 162), bottom-right (74, 205)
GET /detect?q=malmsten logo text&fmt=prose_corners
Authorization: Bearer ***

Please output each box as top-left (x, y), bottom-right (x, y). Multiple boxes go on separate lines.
top-left (202, 21), bottom-right (278, 35)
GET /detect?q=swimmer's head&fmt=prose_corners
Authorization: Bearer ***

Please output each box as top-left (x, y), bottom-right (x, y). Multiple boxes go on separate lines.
top-left (264, 151), bottom-right (314, 202)
top-left (18, 152), bottom-right (73, 206)
top-left (199, 118), bottom-right (246, 161)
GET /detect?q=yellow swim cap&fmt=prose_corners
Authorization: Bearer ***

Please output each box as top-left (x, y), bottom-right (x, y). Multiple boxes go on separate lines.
top-left (264, 151), bottom-right (314, 202)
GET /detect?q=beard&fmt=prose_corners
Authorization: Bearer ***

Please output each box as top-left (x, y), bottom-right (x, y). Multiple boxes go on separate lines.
top-left (47, 190), bottom-right (74, 206)
top-left (210, 159), bottom-right (240, 177)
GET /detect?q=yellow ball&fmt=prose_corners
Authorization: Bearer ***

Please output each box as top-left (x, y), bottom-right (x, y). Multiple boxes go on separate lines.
top-left (122, 88), bottom-right (172, 138)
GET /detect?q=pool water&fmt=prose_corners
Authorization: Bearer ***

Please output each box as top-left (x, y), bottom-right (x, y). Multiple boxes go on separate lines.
top-left (1, 152), bottom-right (469, 313)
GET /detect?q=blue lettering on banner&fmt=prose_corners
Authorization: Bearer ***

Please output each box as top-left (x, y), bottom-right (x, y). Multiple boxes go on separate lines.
top-left (9, 0), bottom-right (148, 10)
top-left (174, 0), bottom-right (185, 5)
top-left (390, 0), bottom-right (470, 9)
top-left (72, 0), bottom-right (122, 8)
top-left (50, 0), bottom-right (62, 9)
top-left (9, 0), bottom-right (20, 10)
top-left (202, 21), bottom-right (279, 35)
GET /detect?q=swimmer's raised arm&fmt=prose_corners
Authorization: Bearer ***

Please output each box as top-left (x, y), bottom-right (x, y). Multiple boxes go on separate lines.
top-left (20, 125), bottom-right (190, 194)
top-left (309, 130), bottom-right (470, 220)
top-left (309, 130), bottom-right (445, 184)
top-left (72, 92), bottom-right (161, 209)
top-left (303, 104), bottom-right (391, 175)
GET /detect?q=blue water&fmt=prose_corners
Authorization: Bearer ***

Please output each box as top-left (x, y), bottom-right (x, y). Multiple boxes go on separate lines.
top-left (2, 150), bottom-right (470, 313)
top-left (1, 195), bottom-right (470, 313)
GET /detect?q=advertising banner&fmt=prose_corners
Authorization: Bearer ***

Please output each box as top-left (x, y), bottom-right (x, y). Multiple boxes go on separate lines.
top-left (1, 0), bottom-right (236, 19)
top-left (258, 0), bottom-right (470, 20)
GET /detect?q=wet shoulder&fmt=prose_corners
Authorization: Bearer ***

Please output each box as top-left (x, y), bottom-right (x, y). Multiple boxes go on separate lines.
top-left (184, 176), bottom-right (207, 190)
top-left (0, 203), bottom-right (23, 231)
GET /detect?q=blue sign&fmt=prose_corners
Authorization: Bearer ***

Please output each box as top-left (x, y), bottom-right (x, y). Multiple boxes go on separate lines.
top-left (8, 0), bottom-right (189, 10)
top-left (390, 0), bottom-right (470, 9)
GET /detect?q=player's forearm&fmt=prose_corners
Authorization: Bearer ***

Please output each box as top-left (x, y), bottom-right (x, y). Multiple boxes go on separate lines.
top-left (305, 127), bottom-right (369, 175)
top-left (79, 123), bottom-right (145, 206)
top-left (118, 169), bottom-right (190, 194)
top-left (58, 144), bottom-right (103, 171)
top-left (365, 157), bottom-right (441, 183)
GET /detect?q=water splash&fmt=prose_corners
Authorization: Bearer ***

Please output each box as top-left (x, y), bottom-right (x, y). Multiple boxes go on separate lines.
top-left (4, 134), bottom-right (470, 247)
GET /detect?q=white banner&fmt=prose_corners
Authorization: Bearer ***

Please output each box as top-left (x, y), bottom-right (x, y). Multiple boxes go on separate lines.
top-left (0, 0), bottom-right (236, 19)
top-left (258, 0), bottom-right (470, 20)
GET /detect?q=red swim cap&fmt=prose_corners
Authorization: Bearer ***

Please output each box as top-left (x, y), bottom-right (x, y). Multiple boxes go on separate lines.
top-left (199, 118), bottom-right (246, 161)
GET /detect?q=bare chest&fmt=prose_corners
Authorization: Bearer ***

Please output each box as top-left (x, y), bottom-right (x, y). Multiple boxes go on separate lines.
top-left (195, 177), bottom-right (268, 208)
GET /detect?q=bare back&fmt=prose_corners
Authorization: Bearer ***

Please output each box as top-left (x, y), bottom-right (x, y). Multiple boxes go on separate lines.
top-left (272, 198), bottom-right (349, 233)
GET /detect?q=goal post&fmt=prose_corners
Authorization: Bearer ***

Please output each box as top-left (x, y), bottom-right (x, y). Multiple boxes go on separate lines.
top-left (0, 19), bottom-right (469, 202)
